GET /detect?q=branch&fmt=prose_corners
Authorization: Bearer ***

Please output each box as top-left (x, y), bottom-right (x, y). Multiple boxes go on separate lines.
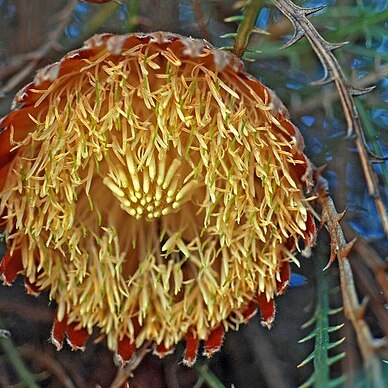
top-left (273, 0), bottom-right (388, 238)
top-left (316, 175), bottom-right (387, 388)
top-left (349, 234), bottom-right (388, 304)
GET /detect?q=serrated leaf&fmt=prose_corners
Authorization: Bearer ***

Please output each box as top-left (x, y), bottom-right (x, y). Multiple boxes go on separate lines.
top-left (298, 250), bottom-right (346, 387)
top-left (299, 373), bottom-right (316, 388)
top-left (328, 323), bottom-right (345, 333)
top-left (299, 330), bottom-right (317, 343)
top-left (328, 352), bottom-right (346, 366)
top-left (328, 337), bottom-right (346, 350)
top-left (329, 307), bottom-right (343, 315)
top-left (298, 350), bottom-right (316, 368)
top-left (328, 375), bottom-right (347, 387)
top-left (301, 314), bottom-right (317, 329)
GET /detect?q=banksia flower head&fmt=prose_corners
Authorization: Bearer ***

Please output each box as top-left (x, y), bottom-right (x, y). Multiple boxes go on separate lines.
top-left (0, 32), bottom-right (316, 366)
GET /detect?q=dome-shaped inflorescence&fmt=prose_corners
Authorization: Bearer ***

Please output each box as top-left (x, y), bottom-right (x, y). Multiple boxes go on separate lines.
top-left (0, 32), bottom-right (316, 366)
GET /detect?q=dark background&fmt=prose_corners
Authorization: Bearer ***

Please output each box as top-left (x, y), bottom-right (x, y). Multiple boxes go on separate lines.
top-left (0, 1), bottom-right (387, 387)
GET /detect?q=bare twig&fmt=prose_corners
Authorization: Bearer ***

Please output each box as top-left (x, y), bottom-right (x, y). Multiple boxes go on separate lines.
top-left (0, 0), bottom-right (77, 96)
top-left (316, 175), bottom-right (387, 388)
top-left (273, 0), bottom-right (388, 237)
top-left (109, 342), bottom-right (151, 388)
top-left (350, 236), bottom-right (388, 304)
top-left (350, 256), bottom-right (388, 338)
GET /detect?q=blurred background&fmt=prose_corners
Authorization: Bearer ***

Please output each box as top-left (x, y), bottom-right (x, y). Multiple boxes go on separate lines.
top-left (0, 0), bottom-right (387, 387)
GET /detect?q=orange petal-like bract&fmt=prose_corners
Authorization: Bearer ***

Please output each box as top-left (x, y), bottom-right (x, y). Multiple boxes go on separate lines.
top-left (0, 32), bottom-right (316, 365)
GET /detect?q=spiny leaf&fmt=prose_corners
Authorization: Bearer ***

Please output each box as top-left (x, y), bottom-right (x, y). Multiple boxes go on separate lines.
top-left (194, 363), bottom-right (225, 388)
top-left (328, 338), bottom-right (346, 350)
top-left (328, 323), bottom-right (345, 333)
top-left (299, 373), bottom-right (315, 388)
top-left (298, 250), bottom-right (346, 387)
top-left (301, 313), bottom-right (317, 329)
top-left (328, 352), bottom-right (346, 366)
top-left (298, 350), bottom-right (316, 368)
top-left (328, 375), bottom-right (347, 387)
top-left (299, 330), bottom-right (316, 343)
top-left (329, 307), bottom-right (343, 315)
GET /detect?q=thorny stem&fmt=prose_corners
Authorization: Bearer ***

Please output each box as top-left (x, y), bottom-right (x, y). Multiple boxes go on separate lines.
top-left (272, 0), bottom-right (388, 238)
top-left (350, 236), bottom-right (388, 304)
top-left (316, 175), bottom-right (387, 388)
top-left (232, 0), bottom-right (262, 57)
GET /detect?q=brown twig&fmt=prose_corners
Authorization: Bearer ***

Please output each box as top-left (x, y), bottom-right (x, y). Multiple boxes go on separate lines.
top-left (0, 0), bottom-right (77, 96)
top-left (350, 236), bottom-right (388, 304)
top-left (350, 256), bottom-right (388, 338)
top-left (109, 342), bottom-right (151, 388)
top-left (316, 174), bottom-right (387, 388)
top-left (273, 0), bottom-right (388, 238)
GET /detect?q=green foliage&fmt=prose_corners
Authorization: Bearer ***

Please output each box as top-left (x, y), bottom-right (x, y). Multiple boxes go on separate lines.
top-left (0, 319), bottom-right (39, 388)
top-left (221, 1), bottom-right (386, 385)
top-left (298, 255), bottom-right (346, 388)
top-left (194, 363), bottom-right (226, 388)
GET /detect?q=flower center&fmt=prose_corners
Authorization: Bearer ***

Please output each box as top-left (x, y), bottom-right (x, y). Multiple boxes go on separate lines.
top-left (102, 150), bottom-right (203, 221)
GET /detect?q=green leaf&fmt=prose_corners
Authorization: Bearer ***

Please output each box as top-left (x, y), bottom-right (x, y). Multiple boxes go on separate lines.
top-left (298, 252), bottom-right (346, 387)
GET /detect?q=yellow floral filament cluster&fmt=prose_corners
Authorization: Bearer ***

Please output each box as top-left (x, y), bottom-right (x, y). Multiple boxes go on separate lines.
top-left (0, 34), bottom-right (312, 354)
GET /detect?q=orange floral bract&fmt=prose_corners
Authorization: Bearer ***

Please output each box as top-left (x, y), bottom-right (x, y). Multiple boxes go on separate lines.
top-left (0, 32), bottom-right (316, 365)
